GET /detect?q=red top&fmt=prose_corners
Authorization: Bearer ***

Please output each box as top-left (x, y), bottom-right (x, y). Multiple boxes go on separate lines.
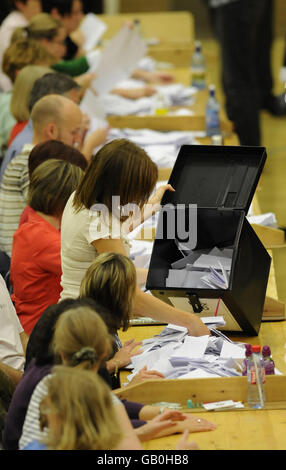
top-left (10, 208), bottom-right (62, 335)
top-left (8, 121), bottom-right (28, 147)
top-left (19, 206), bottom-right (33, 226)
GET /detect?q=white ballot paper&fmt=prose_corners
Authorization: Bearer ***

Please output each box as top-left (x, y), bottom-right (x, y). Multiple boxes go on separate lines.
top-left (92, 25), bottom-right (147, 95)
top-left (124, 322), bottom-right (247, 383)
top-left (80, 13), bottom-right (107, 51)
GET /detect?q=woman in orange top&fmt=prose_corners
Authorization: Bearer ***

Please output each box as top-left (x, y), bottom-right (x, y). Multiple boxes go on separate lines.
top-left (10, 159), bottom-right (83, 335)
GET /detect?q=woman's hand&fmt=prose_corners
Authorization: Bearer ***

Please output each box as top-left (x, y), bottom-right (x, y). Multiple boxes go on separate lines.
top-left (173, 413), bottom-right (217, 433)
top-left (107, 339), bottom-right (142, 371)
top-left (148, 183), bottom-right (175, 208)
top-left (136, 409), bottom-right (186, 441)
top-left (129, 366), bottom-right (165, 385)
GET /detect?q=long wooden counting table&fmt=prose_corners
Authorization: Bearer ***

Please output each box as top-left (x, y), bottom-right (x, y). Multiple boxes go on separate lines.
top-left (117, 205), bottom-right (286, 451)
top-left (97, 10), bottom-right (286, 449)
top-left (117, 319), bottom-right (286, 450)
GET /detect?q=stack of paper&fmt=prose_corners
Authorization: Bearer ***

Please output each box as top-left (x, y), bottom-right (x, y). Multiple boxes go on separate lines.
top-left (167, 246), bottom-right (233, 289)
top-left (107, 128), bottom-right (199, 168)
top-left (97, 83), bottom-right (197, 116)
top-left (247, 212), bottom-right (277, 228)
top-left (125, 323), bottom-right (246, 383)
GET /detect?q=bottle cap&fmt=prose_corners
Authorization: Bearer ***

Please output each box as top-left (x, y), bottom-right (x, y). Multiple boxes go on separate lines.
top-left (262, 345), bottom-right (271, 356)
top-left (195, 40), bottom-right (201, 49)
top-left (209, 84), bottom-right (215, 96)
top-left (251, 345), bottom-right (261, 353)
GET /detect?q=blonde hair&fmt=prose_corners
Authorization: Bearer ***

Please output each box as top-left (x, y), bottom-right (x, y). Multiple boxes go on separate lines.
top-left (52, 306), bottom-right (113, 369)
top-left (45, 366), bottom-right (122, 450)
top-left (27, 159), bottom-right (83, 216)
top-left (2, 38), bottom-right (55, 83)
top-left (12, 13), bottom-right (62, 43)
top-left (80, 253), bottom-right (137, 332)
top-left (10, 65), bottom-right (54, 122)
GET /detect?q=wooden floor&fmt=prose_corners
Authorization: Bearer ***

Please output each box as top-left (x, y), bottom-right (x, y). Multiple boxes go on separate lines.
top-left (201, 37), bottom-right (286, 226)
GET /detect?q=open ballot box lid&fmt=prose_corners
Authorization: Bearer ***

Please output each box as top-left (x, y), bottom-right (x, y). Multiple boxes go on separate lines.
top-left (146, 145), bottom-right (271, 336)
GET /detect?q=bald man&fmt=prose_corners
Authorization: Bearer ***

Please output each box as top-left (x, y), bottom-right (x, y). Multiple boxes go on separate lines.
top-left (0, 94), bottom-right (83, 257)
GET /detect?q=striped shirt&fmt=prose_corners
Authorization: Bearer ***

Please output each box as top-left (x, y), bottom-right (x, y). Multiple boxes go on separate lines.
top-left (19, 374), bottom-right (121, 450)
top-left (0, 144), bottom-right (34, 256)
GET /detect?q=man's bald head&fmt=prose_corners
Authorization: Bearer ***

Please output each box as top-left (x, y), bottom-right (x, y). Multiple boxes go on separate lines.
top-left (31, 94), bottom-right (83, 147)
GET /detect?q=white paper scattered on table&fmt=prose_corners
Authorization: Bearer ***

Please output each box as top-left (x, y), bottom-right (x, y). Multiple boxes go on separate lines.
top-left (220, 340), bottom-right (246, 359)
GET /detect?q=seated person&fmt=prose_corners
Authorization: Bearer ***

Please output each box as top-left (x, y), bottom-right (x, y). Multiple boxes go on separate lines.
top-left (41, 0), bottom-right (85, 60)
top-left (8, 65), bottom-right (54, 147)
top-left (10, 159), bottom-right (83, 335)
top-left (0, 0), bottom-right (42, 91)
top-left (21, 305), bottom-right (212, 449)
top-left (24, 366), bottom-right (199, 450)
top-left (2, 297), bottom-right (109, 450)
top-left (0, 94), bottom-right (93, 257)
top-left (0, 71), bottom-right (84, 182)
top-left (0, 273), bottom-right (28, 385)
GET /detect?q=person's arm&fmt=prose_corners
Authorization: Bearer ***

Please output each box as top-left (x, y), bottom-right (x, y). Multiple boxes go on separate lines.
top-left (80, 127), bottom-right (109, 161)
top-left (92, 238), bottom-right (210, 336)
top-left (0, 361), bottom-right (23, 385)
top-left (106, 339), bottom-right (142, 373)
top-left (123, 184), bottom-right (175, 233)
top-left (51, 56), bottom-right (89, 77)
top-left (113, 401), bottom-right (143, 450)
top-left (111, 87), bottom-right (156, 100)
top-left (20, 330), bottom-right (29, 355)
top-left (131, 69), bottom-right (175, 84)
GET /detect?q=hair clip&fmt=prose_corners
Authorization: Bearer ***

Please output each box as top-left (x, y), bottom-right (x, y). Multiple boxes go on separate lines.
top-left (71, 346), bottom-right (98, 366)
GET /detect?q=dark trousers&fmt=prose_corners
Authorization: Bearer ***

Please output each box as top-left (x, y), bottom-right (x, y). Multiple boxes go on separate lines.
top-left (209, 0), bottom-right (274, 146)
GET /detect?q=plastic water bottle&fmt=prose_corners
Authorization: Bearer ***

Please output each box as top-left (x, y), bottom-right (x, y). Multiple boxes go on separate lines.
top-left (262, 345), bottom-right (275, 375)
top-left (246, 345), bottom-right (266, 409)
top-left (205, 84), bottom-right (220, 136)
top-left (133, 19), bottom-right (144, 39)
top-left (152, 92), bottom-right (169, 116)
top-left (191, 41), bottom-right (206, 89)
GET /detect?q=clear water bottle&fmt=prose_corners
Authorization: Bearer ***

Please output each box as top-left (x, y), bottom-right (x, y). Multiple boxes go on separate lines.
top-left (151, 92), bottom-right (169, 116)
top-left (191, 41), bottom-right (206, 89)
top-left (205, 84), bottom-right (220, 136)
top-left (246, 345), bottom-right (266, 409)
top-left (262, 345), bottom-right (275, 375)
top-left (134, 19), bottom-right (143, 38)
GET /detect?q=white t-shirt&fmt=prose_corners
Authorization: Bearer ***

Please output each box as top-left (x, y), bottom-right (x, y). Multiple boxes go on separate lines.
top-left (0, 274), bottom-right (25, 371)
top-left (60, 192), bottom-right (131, 300)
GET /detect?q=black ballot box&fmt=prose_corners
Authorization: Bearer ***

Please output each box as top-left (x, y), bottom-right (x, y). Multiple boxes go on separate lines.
top-left (146, 145), bottom-right (271, 336)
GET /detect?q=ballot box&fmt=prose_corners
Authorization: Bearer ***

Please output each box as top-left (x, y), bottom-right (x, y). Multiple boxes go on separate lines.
top-left (146, 145), bottom-right (271, 336)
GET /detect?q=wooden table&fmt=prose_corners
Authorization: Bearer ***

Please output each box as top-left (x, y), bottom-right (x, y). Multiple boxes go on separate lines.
top-left (117, 321), bottom-right (286, 450)
top-left (98, 11), bottom-right (194, 66)
top-left (107, 68), bottom-right (235, 139)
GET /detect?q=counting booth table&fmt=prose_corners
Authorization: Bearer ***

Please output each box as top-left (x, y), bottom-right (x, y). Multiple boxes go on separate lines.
top-left (93, 10), bottom-right (286, 450)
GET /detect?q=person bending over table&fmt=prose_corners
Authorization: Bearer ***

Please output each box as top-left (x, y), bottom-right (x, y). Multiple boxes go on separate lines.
top-left (59, 138), bottom-right (210, 337)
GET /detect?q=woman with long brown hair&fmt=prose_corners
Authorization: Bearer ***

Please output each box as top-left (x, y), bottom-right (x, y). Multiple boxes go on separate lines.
top-left (60, 138), bottom-right (209, 337)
